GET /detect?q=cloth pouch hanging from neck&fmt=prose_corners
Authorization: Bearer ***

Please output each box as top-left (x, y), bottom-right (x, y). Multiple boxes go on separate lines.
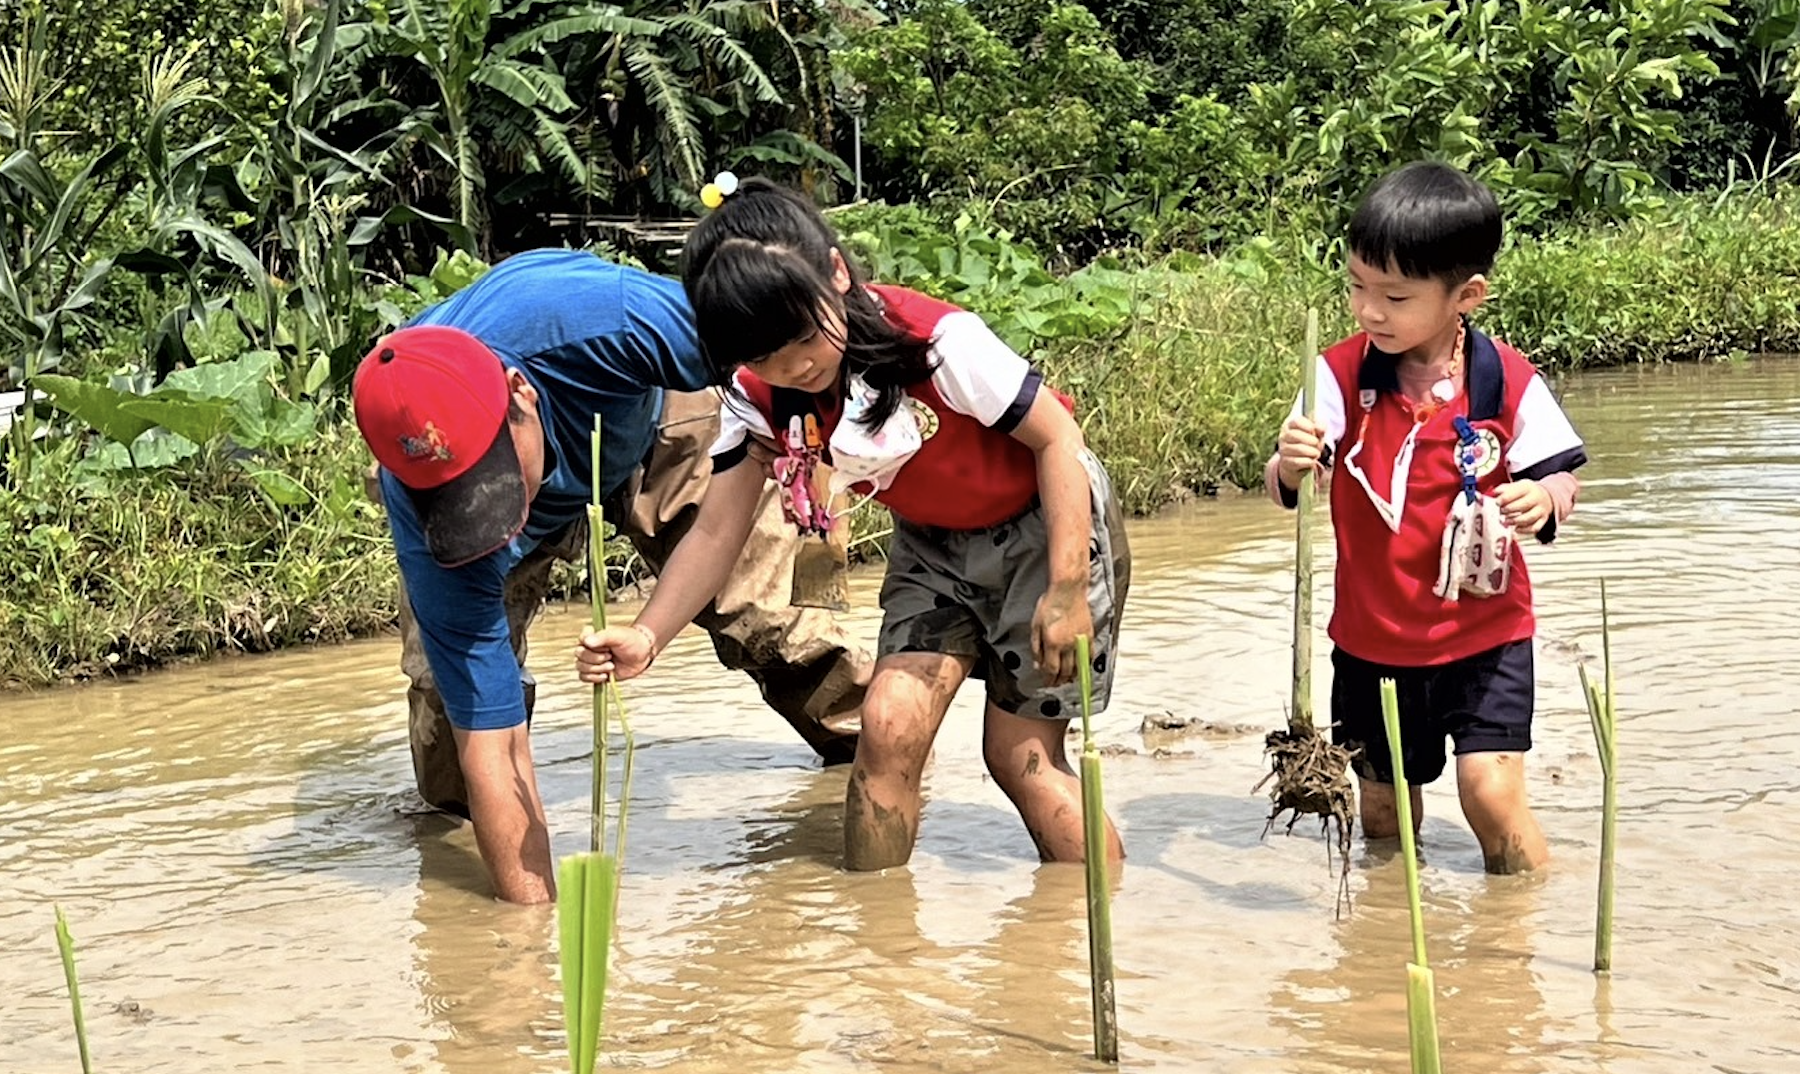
top-left (1434, 491), bottom-right (1514, 601)
top-left (826, 374), bottom-right (923, 502)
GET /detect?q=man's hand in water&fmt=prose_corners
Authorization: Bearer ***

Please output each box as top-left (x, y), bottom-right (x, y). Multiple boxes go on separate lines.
top-left (574, 623), bottom-right (660, 684)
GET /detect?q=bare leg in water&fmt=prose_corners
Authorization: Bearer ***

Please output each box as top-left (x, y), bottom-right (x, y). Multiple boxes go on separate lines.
top-left (982, 703), bottom-right (1122, 866)
top-left (843, 652), bottom-right (970, 871)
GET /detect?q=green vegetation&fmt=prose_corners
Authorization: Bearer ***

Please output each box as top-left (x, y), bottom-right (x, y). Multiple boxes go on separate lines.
top-left (1075, 633), bottom-right (1119, 1063)
top-left (8, 0), bottom-right (1800, 685)
top-left (557, 416), bottom-right (634, 1073)
top-left (54, 908), bottom-right (92, 1074)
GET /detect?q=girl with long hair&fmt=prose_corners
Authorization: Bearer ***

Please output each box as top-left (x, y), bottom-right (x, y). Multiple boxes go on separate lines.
top-left (577, 178), bottom-right (1130, 870)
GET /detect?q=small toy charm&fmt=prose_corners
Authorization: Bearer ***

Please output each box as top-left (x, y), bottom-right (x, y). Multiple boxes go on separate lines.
top-left (772, 414), bottom-right (833, 537)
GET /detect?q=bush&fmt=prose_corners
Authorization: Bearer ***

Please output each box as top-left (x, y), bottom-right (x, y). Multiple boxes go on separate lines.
top-left (1488, 191), bottom-right (1800, 365)
top-left (0, 427), bottom-right (395, 686)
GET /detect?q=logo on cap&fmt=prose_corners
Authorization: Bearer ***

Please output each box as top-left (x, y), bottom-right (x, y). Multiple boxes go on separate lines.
top-left (398, 421), bottom-right (454, 463)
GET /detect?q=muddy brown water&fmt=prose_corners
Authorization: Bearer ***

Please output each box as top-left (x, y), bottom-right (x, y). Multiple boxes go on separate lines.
top-left (5, 358), bottom-right (1800, 1072)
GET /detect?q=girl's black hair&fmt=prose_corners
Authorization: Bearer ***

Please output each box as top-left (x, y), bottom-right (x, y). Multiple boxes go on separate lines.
top-left (1348, 161), bottom-right (1502, 287)
top-left (680, 177), bottom-right (934, 429)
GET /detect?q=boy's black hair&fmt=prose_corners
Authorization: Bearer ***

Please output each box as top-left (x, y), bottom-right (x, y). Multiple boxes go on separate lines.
top-left (679, 177), bottom-right (934, 430)
top-left (1348, 161), bottom-right (1502, 286)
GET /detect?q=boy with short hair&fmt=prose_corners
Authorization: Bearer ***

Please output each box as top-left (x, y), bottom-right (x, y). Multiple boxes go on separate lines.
top-left (1266, 161), bottom-right (1586, 873)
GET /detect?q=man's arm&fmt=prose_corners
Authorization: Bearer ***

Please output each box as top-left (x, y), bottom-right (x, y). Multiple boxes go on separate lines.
top-left (455, 724), bottom-right (554, 903)
top-left (390, 479), bottom-right (555, 903)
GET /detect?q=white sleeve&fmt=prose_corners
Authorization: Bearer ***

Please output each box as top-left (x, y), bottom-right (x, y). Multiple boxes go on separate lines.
top-left (1282, 355), bottom-right (1348, 455)
top-left (708, 387), bottom-right (774, 458)
top-left (1506, 374), bottom-right (1586, 477)
top-left (927, 311), bottom-right (1036, 428)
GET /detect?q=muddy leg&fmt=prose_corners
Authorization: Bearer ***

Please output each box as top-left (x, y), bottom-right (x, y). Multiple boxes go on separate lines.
top-left (1357, 779), bottom-right (1423, 842)
top-left (1455, 751), bottom-right (1548, 874)
top-left (843, 652), bottom-right (969, 871)
top-left (982, 703), bottom-right (1122, 866)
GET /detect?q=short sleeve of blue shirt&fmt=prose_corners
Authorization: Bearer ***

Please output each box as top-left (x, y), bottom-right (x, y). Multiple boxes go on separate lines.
top-left (382, 470), bottom-right (529, 731)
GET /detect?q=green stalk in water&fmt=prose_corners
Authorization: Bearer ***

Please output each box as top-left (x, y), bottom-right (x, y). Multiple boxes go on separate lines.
top-left (1076, 634), bottom-right (1119, 1064)
top-left (559, 415), bottom-right (636, 1074)
top-left (1579, 580), bottom-right (1618, 974)
top-left (1380, 679), bottom-right (1442, 1074)
top-left (1291, 307), bottom-right (1319, 730)
top-left (1260, 308), bottom-right (1356, 911)
top-left (54, 906), bottom-right (92, 1074)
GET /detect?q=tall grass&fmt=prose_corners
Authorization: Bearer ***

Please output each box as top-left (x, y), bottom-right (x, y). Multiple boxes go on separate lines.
top-left (0, 428), bottom-right (397, 686)
top-left (1041, 249), bottom-right (1339, 509)
top-left (1490, 192), bottom-right (1800, 366)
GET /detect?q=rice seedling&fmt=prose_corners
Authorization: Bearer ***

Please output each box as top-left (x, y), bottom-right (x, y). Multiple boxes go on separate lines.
top-left (54, 906), bottom-right (92, 1074)
top-left (1380, 679), bottom-right (1442, 1074)
top-left (1258, 308), bottom-right (1357, 911)
top-left (1578, 581), bottom-right (1619, 974)
top-left (1076, 633), bottom-right (1119, 1063)
top-left (558, 416), bottom-right (636, 1074)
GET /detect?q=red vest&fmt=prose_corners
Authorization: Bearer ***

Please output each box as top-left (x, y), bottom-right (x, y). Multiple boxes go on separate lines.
top-left (1325, 328), bottom-right (1539, 666)
top-left (733, 285), bottom-right (1071, 530)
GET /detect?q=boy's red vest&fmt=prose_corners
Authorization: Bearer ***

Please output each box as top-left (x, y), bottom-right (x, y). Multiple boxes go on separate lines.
top-left (1326, 329), bottom-right (1541, 666)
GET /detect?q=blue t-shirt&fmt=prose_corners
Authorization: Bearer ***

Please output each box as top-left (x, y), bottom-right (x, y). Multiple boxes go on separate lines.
top-left (382, 250), bottom-right (709, 731)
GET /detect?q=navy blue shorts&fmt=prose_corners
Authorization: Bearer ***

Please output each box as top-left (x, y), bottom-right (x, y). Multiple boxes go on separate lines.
top-left (1329, 640), bottom-right (1534, 786)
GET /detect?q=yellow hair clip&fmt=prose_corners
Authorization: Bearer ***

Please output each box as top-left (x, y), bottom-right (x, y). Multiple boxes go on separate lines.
top-left (700, 170), bottom-right (739, 210)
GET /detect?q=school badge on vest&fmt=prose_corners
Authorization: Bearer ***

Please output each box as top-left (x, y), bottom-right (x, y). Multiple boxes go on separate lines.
top-left (1463, 427), bottom-right (1503, 479)
top-left (907, 397), bottom-right (940, 440)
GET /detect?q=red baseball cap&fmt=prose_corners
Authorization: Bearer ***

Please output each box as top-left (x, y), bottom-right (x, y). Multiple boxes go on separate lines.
top-left (353, 325), bottom-right (529, 567)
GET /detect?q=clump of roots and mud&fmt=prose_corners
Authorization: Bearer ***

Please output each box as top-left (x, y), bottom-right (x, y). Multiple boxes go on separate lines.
top-left (1257, 726), bottom-right (1358, 916)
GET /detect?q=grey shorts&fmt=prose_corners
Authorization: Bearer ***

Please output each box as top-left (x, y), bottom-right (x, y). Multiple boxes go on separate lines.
top-left (876, 450), bottom-right (1130, 719)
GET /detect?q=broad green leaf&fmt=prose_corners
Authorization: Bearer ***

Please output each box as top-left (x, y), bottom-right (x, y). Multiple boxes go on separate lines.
top-left (237, 459), bottom-right (313, 506)
top-left (493, 12), bottom-right (662, 60)
top-left (266, 398), bottom-right (319, 446)
top-left (303, 350), bottom-right (333, 396)
top-left (118, 396), bottom-right (234, 445)
top-left (32, 374), bottom-right (157, 446)
top-left (83, 429), bottom-right (201, 470)
top-left (161, 351), bottom-right (278, 404)
top-left (472, 61), bottom-right (575, 113)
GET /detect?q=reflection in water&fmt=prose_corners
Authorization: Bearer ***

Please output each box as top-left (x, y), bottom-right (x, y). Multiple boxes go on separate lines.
top-left (1276, 866), bottom-right (1553, 1073)
top-left (4, 358), bottom-right (1800, 1072)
